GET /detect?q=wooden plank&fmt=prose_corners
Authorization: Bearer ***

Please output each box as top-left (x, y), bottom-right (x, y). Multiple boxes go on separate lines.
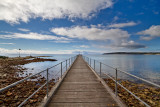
top-left (49, 103), bottom-right (119, 107)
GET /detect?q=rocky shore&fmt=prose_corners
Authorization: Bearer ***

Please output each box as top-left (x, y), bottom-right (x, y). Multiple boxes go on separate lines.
top-left (0, 56), bottom-right (57, 106)
top-left (104, 78), bottom-right (160, 107)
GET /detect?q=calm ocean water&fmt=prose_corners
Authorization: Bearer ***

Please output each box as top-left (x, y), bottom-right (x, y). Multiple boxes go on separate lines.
top-left (6, 54), bottom-right (160, 84)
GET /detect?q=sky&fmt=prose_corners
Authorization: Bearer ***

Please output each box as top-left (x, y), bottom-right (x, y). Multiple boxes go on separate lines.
top-left (0, 0), bottom-right (160, 54)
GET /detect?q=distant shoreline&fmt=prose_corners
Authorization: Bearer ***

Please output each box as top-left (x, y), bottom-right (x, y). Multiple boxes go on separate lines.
top-left (103, 52), bottom-right (160, 55)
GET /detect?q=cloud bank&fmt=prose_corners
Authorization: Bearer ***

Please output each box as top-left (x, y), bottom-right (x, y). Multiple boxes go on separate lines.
top-left (0, 0), bottom-right (113, 23)
top-left (51, 25), bottom-right (145, 49)
top-left (51, 26), bottom-right (130, 41)
top-left (138, 25), bottom-right (160, 40)
top-left (0, 32), bottom-right (69, 41)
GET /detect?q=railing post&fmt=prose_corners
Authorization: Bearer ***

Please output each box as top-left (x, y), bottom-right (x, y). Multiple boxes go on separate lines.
top-left (66, 60), bottom-right (67, 71)
top-left (88, 57), bottom-right (89, 64)
top-left (87, 57), bottom-right (88, 63)
top-left (69, 58), bottom-right (70, 66)
top-left (115, 68), bottom-right (118, 96)
top-left (71, 57), bottom-right (72, 64)
top-left (100, 62), bottom-right (101, 77)
top-left (46, 68), bottom-right (49, 97)
top-left (94, 60), bottom-right (95, 70)
top-left (61, 62), bottom-right (62, 78)
top-left (90, 58), bottom-right (91, 66)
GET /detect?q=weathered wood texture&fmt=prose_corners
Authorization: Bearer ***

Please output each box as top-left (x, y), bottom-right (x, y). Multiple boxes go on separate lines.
top-left (48, 55), bottom-right (119, 107)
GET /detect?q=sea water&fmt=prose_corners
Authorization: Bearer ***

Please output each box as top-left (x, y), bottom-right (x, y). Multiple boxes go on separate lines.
top-left (6, 54), bottom-right (160, 84)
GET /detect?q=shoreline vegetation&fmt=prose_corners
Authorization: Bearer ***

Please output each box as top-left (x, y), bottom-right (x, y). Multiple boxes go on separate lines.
top-left (104, 78), bottom-right (160, 107)
top-left (0, 56), bottom-right (57, 106)
top-left (103, 52), bottom-right (160, 55)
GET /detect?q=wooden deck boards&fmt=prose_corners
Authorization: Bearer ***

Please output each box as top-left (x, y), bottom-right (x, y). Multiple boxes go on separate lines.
top-left (47, 55), bottom-right (120, 107)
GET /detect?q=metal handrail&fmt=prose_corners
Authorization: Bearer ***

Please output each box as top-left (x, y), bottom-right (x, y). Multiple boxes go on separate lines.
top-left (18, 82), bottom-right (47, 107)
top-left (0, 69), bottom-right (46, 93)
top-left (83, 56), bottom-right (160, 88)
top-left (0, 55), bottom-right (77, 107)
top-left (117, 69), bottom-right (160, 88)
top-left (82, 55), bottom-right (160, 107)
top-left (103, 73), bottom-right (150, 107)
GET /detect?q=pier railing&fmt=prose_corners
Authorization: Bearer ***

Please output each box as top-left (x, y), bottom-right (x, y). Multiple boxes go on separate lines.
top-left (82, 55), bottom-right (160, 107)
top-left (0, 55), bottom-right (77, 107)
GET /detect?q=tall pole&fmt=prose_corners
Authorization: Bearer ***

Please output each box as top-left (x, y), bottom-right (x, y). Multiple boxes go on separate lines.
top-left (19, 49), bottom-right (21, 57)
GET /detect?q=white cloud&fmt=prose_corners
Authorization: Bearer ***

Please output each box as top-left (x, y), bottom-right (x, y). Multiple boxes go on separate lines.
top-left (115, 40), bottom-right (146, 49)
top-left (0, 43), bottom-right (15, 45)
top-left (0, 0), bottom-right (113, 23)
top-left (18, 28), bottom-right (30, 32)
top-left (51, 26), bottom-right (130, 41)
top-left (51, 40), bottom-right (71, 43)
top-left (108, 21), bottom-right (138, 28)
top-left (93, 40), bottom-right (146, 49)
top-left (74, 45), bottom-right (89, 48)
top-left (138, 25), bottom-right (160, 40)
top-left (0, 32), bottom-right (69, 40)
top-left (51, 25), bottom-right (146, 49)
top-left (80, 45), bottom-right (89, 48)
top-left (113, 16), bottom-right (119, 21)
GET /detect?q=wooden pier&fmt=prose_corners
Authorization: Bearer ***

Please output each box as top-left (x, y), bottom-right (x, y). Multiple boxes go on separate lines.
top-left (43, 55), bottom-right (124, 107)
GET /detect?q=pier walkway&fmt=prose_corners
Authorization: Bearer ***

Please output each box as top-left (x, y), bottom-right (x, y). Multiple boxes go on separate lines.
top-left (46, 55), bottom-right (123, 107)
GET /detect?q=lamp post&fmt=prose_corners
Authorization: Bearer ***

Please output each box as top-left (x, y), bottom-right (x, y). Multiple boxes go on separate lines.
top-left (19, 49), bottom-right (21, 57)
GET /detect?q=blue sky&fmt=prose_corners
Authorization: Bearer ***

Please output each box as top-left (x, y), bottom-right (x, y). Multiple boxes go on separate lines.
top-left (0, 0), bottom-right (160, 54)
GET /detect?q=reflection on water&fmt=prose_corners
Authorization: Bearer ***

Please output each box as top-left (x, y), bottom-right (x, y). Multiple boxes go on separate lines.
top-left (11, 54), bottom-right (75, 79)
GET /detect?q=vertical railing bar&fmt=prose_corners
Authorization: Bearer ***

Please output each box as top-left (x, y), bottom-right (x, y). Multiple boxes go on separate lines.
top-left (66, 60), bottom-right (67, 71)
top-left (46, 68), bottom-right (49, 97)
top-left (100, 62), bottom-right (101, 77)
top-left (115, 68), bottom-right (118, 96)
top-left (71, 57), bottom-right (73, 64)
top-left (91, 59), bottom-right (92, 67)
top-left (94, 60), bottom-right (95, 70)
top-left (69, 58), bottom-right (70, 66)
top-left (61, 62), bottom-right (62, 78)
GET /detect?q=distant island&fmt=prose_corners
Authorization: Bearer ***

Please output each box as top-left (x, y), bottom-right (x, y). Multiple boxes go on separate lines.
top-left (103, 52), bottom-right (160, 55)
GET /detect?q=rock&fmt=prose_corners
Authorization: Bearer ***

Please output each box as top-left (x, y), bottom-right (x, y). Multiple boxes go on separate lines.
top-left (29, 99), bottom-right (37, 103)
top-left (15, 95), bottom-right (18, 99)
top-left (0, 100), bottom-right (3, 104)
top-left (6, 91), bottom-right (12, 96)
